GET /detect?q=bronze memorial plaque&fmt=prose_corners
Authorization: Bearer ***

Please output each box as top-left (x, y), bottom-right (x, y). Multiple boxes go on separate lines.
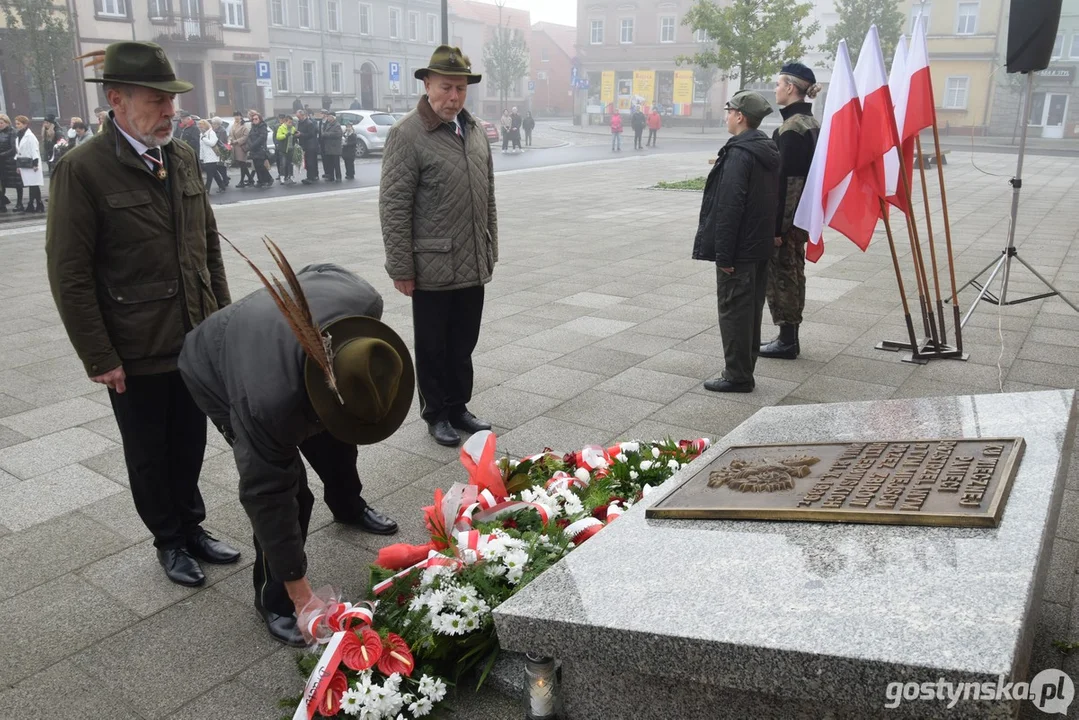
top-left (646, 438), bottom-right (1025, 527)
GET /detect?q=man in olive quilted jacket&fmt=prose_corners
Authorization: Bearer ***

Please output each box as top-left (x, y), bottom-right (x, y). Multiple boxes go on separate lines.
top-left (379, 45), bottom-right (497, 448)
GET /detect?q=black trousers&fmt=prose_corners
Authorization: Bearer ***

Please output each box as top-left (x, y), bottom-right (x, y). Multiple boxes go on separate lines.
top-left (343, 155), bottom-right (355, 178)
top-left (647, 129), bottom-right (658, 146)
top-left (203, 162), bottom-right (226, 190)
top-left (412, 286), bottom-right (484, 424)
top-left (108, 371), bottom-right (208, 550)
top-left (304, 150), bottom-right (319, 180)
top-left (716, 260), bottom-right (769, 385)
top-left (634, 128), bottom-right (644, 148)
top-left (324, 154), bottom-right (341, 181)
top-left (238, 162), bottom-right (252, 185)
top-left (253, 158), bottom-right (274, 185)
top-left (524, 129), bottom-right (532, 146)
top-left (252, 430), bottom-right (367, 616)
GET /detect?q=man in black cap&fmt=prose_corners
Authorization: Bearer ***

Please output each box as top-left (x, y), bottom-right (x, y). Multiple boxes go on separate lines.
top-left (295, 109), bottom-right (320, 184)
top-left (46, 41), bottom-right (239, 588)
top-left (321, 109), bottom-right (343, 183)
top-left (760, 62), bottom-right (821, 360)
top-left (692, 90), bottom-right (780, 393)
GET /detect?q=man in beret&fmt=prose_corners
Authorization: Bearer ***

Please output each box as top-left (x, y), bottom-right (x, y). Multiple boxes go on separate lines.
top-left (692, 90), bottom-right (780, 393)
top-left (46, 41), bottom-right (239, 588)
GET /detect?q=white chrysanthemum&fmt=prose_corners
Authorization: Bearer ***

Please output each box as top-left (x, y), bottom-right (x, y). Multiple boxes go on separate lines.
top-left (651, 446), bottom-right (661, 458)
top-left (503, 548), bottom-right (528, 572)
top-left (620, 441), bottom-right (640, 454)
top-left (629, 470), bottom-right (639, 480)
top-left (553, 488), bottom-right (583, 517)
top-left (426, 677), bottom-right (448, 703)
top-left (639, 460), bottom-right (653, 471)
top-left (421, 564), bottom-right (455, 587)
top-left (667, 459), bottom-right (680, 470)
top-left (435, 612), bottom-right (466, 635)
top-left (340, 688), bottom-right (365, 715)
top-left (506, 565), bottom-right (525, 584)
top-left (615, 453), bottom-right (628, 463)
top-left (485, 563), bottom-right (507, 578)
top-left (418, 675), bottom-right (438, 696)
top-left (384, 673), bottom-right (402, 693)
top-left (410, 696), bottom-right (435, 717)
top-left (520, 487), bottom-right (559, 520)
top-left (462, 614), bottom-right (480, 632)
top-left (380, 688), bottom-right (405, 716)
top-left (448, 583), bottom-right (479, 610)
top-left (574, 467), bottom-right (591, 483)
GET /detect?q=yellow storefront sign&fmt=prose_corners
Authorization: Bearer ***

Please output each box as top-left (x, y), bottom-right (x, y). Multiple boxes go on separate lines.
top-left (632, 70), bottom-right (656, 103)
top-left (673, 70), bottom-right (694, 104)
top-left (601, 71), bottom-right (615, 104)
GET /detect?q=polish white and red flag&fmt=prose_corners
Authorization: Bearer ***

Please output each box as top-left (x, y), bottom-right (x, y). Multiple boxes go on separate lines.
top-left (888, 17), bottom-right (937, 211)
top-left (884, 35), bottom-right (910, 209)
top-left (828, 24), bottom-right (900, 250)
top-left (794, 39), bottom-right (861, 262)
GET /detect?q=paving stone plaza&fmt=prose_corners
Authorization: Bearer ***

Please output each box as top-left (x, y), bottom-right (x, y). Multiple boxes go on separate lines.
top-left (0, 148), bottom-right (1077, 719)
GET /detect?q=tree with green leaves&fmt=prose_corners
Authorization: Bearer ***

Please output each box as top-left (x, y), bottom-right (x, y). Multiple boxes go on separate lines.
top-left (825, 0), bottom-right (904, 67)
top-left (679, 0), bottom-right (818, 90)
top-left (1, 0), bottom-right (75, 117)
top-left (482, 5), bottom-right (529, 114)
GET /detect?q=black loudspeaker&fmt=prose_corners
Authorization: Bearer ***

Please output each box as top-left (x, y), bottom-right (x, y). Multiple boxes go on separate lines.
top-left (1006, 0), bottom-right (1063, 73)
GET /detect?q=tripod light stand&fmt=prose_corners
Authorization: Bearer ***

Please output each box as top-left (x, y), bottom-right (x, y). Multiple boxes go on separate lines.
top-left (955, 72), bottom-right (1079, 326)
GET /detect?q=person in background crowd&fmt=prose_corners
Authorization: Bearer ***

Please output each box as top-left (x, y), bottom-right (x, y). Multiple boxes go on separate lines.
top-left (96, 109), bottom-right (109, 134)
top-left (692, 91), bottom-right (780, 394)
top-left (42, 115), bottom-right (59, 172)
top-left (296, 109), bottom-right (320, 185)
top-left (631, 105), bottom-right (646, 150)
top-left (13, 115), bottom-right (44, 213)
top-left (67, 116), bottom-right (83, 141)
top-left (178, 114), bottom-right (200, 154)
top-left (247, 110), bottom-right (274, 188)
top-left (322, 94), bottom-right (332, 112)
top-left (198, 119), bottom-right (227, 194)
top-left (292, 96), bottom-right (304, 114)
top-left (276, 114), bottom-right (297, 185)
top-left (0, 114), bottom-right (19, 213)
top-left (500, 109), bottom-right (511, 154)
top-left (510, 106), bottom-right (522, 153)
top-left (522, 110), bottom-right (535, 147)
top-left (342, 120), bottom-right (357, 180)
top-left (381, 45), bottom-right (496, 448)
top-left (349, 98), bottom-right (362, 110)
top-left (760, 62), bottom-right (822, 361)
top-left (46, 40), bottom-right (238, 588)
top-left (321, 110), bottom-right (343, 183)
top-left (610, 111), bottom-right (623, 152)
top-left (229, 110), bottom-right (253, 188)
top-left (647, 108), bottom-right (662, 147)
top-left (316, 110), bottom-right (330, 180)
top-left (72, 121), bottom-right (93, 147)
top-left (274, 113), bottom-right (289, 182)
top-left (210, 117), bottom-right (230, 189)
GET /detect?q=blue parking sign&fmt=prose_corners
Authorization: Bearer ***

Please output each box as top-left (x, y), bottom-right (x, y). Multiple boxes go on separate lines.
top-left (388, 62), bottom-right (400, 82)
top-left (255, 61), bottom-right (271, 80)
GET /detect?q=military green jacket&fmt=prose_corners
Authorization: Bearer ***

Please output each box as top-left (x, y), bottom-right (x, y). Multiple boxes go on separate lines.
top-left (46, 117), bottom-right (231, 378)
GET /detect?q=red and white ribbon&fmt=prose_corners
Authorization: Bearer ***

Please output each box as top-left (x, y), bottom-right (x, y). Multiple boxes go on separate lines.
top-left (545, 470), bottom-right (588, 493)
top-left (371, 551), bottom-right (462, 596)
top-left (304, 600), bottom-right (375, 642)
top-left (453, 488), bottom-right (498, 531)
top-left (293, 599), bottom-right (376, 720)
top-left (453, 529), bottom-right (499, 564)
top-left (473, 499), bottom-right (551, 526)
top-left (576, 445), bottom-right (611, 472)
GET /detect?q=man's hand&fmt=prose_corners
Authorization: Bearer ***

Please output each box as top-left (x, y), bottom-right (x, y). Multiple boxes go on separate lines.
top-left (774, 236), bottom-right (783, 247)
top-left (393, 279), bottom-right (416, 297)
top-left (285, 577), bottom-right (316, 615)
top-left (91, 366), bottom-right (127, 394)
top-left (719, 266), bottom-right (735, 275)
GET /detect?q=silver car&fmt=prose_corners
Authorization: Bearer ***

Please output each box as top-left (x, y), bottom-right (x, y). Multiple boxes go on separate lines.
top-left (336, 111), bottom-right (395, 157)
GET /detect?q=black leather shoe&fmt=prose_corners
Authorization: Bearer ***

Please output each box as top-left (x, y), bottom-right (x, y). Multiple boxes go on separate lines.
top-left (428, 420), bottom-right (461, 447)
top-left (703, 377), bottom-right (754, 393)
top-left (449, 411), bottom-right (492, 434)
top-left (336, 505), bottom-right (399, 535)
top-left (759, 324), bottom-right (800, 359)
top-left (157, 547), bottom-right (205, 587)
top-left (187, 531), bottom-right (241, 564)
top-left (255, 603), bottom-right (306, 647)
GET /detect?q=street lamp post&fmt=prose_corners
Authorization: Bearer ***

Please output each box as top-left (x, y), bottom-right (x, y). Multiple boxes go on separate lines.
top-left (441, 0), bottom-right (448, 44)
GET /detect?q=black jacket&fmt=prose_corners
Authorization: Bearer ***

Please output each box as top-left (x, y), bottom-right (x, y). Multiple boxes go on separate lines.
top-left (0, 126), bottom-right (20, 187)
top-left (179, 123), bottom-right (201, 155)
top-left (631, 110), bottom-right (646, 131)
top-left (773, 102), bottom-right (820, 236)
top-left (523, 115), bottom-right (535, 131)
top-left (692, 129), bottom-right (780, 267)
top-left (178, 264), bottom-right (383, 582)
top-left (296, 117), bottom-right (319, 152)
top-left (247, 121), bottom-right (269, 161)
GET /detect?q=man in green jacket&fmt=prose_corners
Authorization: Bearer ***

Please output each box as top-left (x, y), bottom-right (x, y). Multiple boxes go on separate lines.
top-left (46, 41), bottom-right (239, 588)
top-left (380, 45), bottom-right (497, 448)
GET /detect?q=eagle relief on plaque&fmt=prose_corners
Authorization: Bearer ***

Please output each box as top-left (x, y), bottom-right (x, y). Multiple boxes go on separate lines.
top-left (646, 438), bottom-right (1024, 528)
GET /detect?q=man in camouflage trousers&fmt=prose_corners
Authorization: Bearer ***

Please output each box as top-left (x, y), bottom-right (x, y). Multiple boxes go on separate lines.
top-left (761, 62), bottom-right (821, 360)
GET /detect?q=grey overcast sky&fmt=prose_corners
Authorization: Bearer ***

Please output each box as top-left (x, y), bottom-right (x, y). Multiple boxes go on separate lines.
top-left (498, 0), bottom-right (577, 28)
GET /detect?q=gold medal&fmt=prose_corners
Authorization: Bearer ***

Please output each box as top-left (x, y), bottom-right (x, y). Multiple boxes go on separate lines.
top-left (156, 168), bottom-right (168, 180)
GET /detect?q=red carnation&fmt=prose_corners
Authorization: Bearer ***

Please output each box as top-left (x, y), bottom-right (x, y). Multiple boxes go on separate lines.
top-left (340, 627), bottom-right (383, 672)
top-left (377, 633), bottom-right (415, 677)
top-left (556, 518), bottom-right (570, 530)
top-left (592, 505), bottom-right (608, 521)
top-left (502, 518), bottom-right (518, 530)
top-left (316, 670), bottom-right (348, 716)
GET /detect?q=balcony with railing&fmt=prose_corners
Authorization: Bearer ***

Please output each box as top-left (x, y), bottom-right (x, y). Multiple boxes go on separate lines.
top-left (150, 14), bottom-right (225, 48)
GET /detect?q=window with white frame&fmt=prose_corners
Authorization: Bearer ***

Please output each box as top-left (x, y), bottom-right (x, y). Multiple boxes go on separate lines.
top-left (415, 77), bottom-right (425, 96)
top-left (955, 2), bottom-right (977, 34)
top-left (303, 60), bottom-right (317, 93)
top-left (276, 59), bottom-right (290, 92)
top-left (943, 76), bottom-right (969, 108)
top-left (1051, 32), bottom-right (1064, 59)
top-left (590, 19), bottom-right (603, 44)
top-left (270, 0), bottom-right (285, 25)
top-left (1071, 33), bottom-right (1079, 59)
top-left (359, 3), bottom-right (372, 34)
top-left (222, 0), bottom-right (245, 28)
top-left (909, 3), bottom-right (930, 34)
top-left (298, 0), bottom-right (311, 27)
top-left (149, 0), bottom-right (168, 19)
top-left (427, 14), bottom-right (437, 43)
top-left (620, 18), bottom-right (634, 44)
top-left (660, 16), bottom-right (676, 43)
top-left (327, 0), bottom-right (340, 31)
top-left (97, 0), bottom-right (127, 17)
top-left (331, 63), bottom-right (343, 93)
top-left (694, 28), bottom-right (710, 43)
top-left (389, 7), bottom-right (400, 39)
top-left (409, 11), bottom-right (419, 41)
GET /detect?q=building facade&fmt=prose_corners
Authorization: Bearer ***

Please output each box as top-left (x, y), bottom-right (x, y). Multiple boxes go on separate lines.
top-left (451, 0), bottom-right (530, 119)
top-left (575, 0), bottom-right (728, 122)
top-left (530, 22), bottom-right (576, 116)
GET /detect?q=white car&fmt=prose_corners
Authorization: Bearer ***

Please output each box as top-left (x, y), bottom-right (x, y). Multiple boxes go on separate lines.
top-left (335, 111), bottom-right (395, 157)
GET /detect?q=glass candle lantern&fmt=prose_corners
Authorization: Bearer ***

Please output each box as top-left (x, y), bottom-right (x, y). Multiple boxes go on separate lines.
top-left (524, 653), bottom-right (559, 719)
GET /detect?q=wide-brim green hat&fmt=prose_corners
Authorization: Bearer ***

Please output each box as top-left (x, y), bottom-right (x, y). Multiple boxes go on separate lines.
top-left (84, 41), bottom-right (194, 94)
top-left (414, 45), bottom-right (482, 85)
top-left (305, 316), bottom-right (415, 446)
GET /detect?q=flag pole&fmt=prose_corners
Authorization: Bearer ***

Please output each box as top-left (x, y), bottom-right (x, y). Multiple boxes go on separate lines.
top-left (913, 135), bottom-right (948, 347)
top-left (879, 198), bottom-right (921, 355)
top-left (898, 148), bottom-right (941, 350)
top-left (928, 102), bottom-right (963, 355)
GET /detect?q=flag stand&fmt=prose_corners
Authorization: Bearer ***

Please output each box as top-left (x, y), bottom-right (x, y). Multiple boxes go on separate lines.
top-left (953, 72), bottom-right (1079, 322)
